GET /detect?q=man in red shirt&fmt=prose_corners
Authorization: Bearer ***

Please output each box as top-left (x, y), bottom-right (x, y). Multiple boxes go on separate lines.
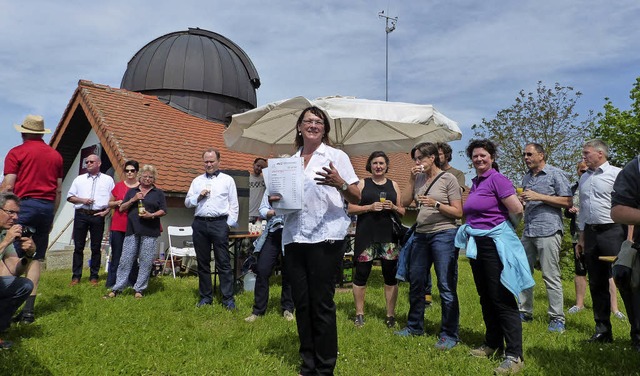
top-left (1, 115), bottom-right (63, 324)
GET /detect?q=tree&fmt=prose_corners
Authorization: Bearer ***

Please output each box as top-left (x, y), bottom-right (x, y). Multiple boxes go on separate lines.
top-left (591, 76), bottom-right (640, 167)
top-left (471, 81), bottom-right (590, 183)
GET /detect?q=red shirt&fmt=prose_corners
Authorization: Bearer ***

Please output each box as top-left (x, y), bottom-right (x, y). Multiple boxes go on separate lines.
top-left (4, 139), bottom-right (63, 201)
top-left (110, 181), bottom-right (135, 232)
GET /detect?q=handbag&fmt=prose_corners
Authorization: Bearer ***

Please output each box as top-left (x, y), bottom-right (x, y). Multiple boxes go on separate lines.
top-left (396, 171), bottom-right (446, 246)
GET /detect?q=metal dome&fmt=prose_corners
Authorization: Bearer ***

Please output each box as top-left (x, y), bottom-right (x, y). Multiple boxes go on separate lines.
top-left (121, 28), bottom-right (260, 124)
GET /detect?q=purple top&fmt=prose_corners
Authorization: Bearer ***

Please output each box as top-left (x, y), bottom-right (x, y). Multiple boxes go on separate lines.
top-left (463, 169), bottom-right (515, 230)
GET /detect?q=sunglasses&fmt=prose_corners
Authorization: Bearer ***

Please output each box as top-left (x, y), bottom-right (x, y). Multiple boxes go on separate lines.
top-left (125, 169), bottom-right (137, 173)
top-left (522, 152), bottom-right (535, 157)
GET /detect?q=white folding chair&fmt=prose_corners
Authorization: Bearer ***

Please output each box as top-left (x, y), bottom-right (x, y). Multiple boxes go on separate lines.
top-left (166, 226), bottom-right (197, 278)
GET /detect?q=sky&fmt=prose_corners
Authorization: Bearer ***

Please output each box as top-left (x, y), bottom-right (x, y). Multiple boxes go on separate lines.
top-left (1, 0), bottom-right (639, 178)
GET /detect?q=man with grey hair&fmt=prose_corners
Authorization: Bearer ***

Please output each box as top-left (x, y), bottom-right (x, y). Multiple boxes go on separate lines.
top-left (576, 139), bottom-right (629, 343)
top-left (517, 143), bottom-right (572, 333)
top-left (0, 192), bottom-right (36, 349)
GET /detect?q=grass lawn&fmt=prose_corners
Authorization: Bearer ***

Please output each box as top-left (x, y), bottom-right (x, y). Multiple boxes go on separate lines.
top-left (2, 257), bottom-right (639, 375)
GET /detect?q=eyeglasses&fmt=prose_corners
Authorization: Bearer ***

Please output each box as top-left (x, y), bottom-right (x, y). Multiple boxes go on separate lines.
top-left (302, 119), bottom-right (324, 126)
top-left (125, 169), bottom-right (137, 173)
top-left (522, 152), bottom-right (535, 157)
top-left (0, 207), bottom-right (19, 216)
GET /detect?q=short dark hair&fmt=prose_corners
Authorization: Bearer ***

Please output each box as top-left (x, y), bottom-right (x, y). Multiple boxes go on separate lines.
top-left (411, 142), bottom-right (442, 169)
top-left (294, 107), bottom-right (331, 149)
top-left (365, 151), bottom-right (390, 173)
top-left (437, 142), bottom-right (453, 163)
top-left (253, 158), bottom-right (267, 165)
top-left (466, 139), bottom-right (500, 172)
top-left (124, 160), bottom-right (139, 171)
top-left (525, 143), bottom-right (546, 161)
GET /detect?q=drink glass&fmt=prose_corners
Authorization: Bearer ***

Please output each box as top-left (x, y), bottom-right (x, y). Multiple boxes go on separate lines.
top-left (516, 187), bottom-right (524, 195)
top-left (379, 192), bottom-right (387, 202)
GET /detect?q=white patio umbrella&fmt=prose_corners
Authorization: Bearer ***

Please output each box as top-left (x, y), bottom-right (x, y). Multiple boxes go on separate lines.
top-left (223, 96), bottom-right (461, 156)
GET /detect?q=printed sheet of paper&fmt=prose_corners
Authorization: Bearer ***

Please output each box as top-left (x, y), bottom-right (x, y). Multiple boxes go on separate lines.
top-left (265, 157), bottom-right (303, 212)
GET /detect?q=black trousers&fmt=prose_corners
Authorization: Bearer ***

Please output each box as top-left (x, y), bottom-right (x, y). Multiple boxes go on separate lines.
top-left (284, 240), bottom-right (345, 376)
top-left (252, 229), bottom-right (294, 315)
top-left (72, 211), bottom-right (105, 281)
top-left (583, 224), bottom-right (628, 335)
top-left (192, 218), bottom-right (234, 305)
top-left (469, 236), bottom-right (523, 359)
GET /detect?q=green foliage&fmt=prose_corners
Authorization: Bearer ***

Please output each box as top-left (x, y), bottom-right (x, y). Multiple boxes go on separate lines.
top-left (591, 76), bottom-right (640, 166)
top-left (471, 82), bottom-right (589, 183)
top-left (2, 266), bottom-right (639, 375)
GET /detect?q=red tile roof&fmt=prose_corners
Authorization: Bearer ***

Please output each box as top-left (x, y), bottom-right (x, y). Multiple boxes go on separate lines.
top-left (50, 80), bottom-right (262, 194)
top-left (49, 81), bottom-right (438, 201)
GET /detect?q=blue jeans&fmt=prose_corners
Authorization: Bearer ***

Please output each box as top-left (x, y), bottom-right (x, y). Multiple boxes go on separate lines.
top-left (16, 198), bottom-right (55, 260)
top-left (407, 228), bottom-right (459, 340)
top-left (0, 276), bottom-right (33, 332)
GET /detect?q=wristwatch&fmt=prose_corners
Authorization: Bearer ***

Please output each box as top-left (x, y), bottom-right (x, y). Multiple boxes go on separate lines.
top-left (340, 182), bottom-right (348, 191)
top-left (434, 201), bottom-right (441, 209)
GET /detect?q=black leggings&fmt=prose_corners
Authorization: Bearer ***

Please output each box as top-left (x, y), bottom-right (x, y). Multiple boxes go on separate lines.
top-left (353, 259), bottom-right (398, 286)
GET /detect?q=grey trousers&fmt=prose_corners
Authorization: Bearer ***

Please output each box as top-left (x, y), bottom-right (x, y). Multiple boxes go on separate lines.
top-left (519, 232), bottom-right (565, 323)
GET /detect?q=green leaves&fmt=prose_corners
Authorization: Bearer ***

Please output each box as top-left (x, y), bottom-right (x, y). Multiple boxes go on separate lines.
top-left (472, 81), bottom-right (587, 182)
top-left (592, 77), bottom-right (640, 166)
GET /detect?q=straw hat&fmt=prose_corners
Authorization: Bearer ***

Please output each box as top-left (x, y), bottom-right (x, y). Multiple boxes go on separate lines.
top-left (14, 115), bottom-right (51, 134)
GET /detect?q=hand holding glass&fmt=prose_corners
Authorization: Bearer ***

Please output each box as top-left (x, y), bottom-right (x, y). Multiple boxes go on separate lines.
top-left (379, 192), bottom-right (387, 202)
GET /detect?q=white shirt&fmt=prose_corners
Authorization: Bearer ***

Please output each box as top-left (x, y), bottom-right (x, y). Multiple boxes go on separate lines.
top-left (185, 172), bottom-right (239, 227)
top-left (67, 173), bottom-right (115, 210)
top-left (577, 161), bottom-right (621, 230)
top-left (281, 143), bottom-right (358, 246)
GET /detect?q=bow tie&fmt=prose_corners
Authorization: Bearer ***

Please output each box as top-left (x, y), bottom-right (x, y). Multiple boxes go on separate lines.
top-left (205, 171), bottom-right (220, 179)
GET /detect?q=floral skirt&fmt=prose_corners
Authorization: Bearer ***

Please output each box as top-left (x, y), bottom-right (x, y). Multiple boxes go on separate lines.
top-left (357, 242), bottom-right (399, 263)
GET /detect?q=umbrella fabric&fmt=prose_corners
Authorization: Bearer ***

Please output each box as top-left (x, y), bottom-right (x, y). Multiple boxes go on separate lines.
top-left (224, 96), bottom-right (461, 157)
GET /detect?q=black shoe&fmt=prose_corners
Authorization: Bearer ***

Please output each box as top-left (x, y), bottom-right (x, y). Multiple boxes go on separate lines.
top-left (385, 316), bottom-right (396, 328)
top-left (587, 332), bottom-right (613, 343)
top-left (13, 311), bottom-right (35, 324)
top-left (196, 299), bottom-right (212, 308)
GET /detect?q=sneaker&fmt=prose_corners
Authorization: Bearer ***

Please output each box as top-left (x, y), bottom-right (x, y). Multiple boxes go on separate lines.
top-left (394, 327), bottom-right (420, 337)
top-left (385, 316), bottom-right (396, 328)
top-left (283, 310), bottom-right (295, 321)
top-left (613, 311), bottom-right (627, 321)
top-left (548, 319), bottom-right (566, 333)
top-left (494, 355), bottom-right (524, 375)
top-left (354, 314), bottom-right (365, 328)
top-left (470, 344), bottom-right (502, 358)
top-left (224, 302), bottom-right (237, 311)
top-left (245, 314), bottom-right (260, 323)
top-left (519, 313), bottom-right (533, 322)
top-left (0, 338), bottom-right (13, 350)
top-left (568, 305), bottom-right (584, 314)
top-left (434, 337), bottom-right (458, 350)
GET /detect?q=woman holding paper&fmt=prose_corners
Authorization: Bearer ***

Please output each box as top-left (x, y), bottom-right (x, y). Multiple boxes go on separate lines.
top-left (275, 106), bottom-right (360, 376)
